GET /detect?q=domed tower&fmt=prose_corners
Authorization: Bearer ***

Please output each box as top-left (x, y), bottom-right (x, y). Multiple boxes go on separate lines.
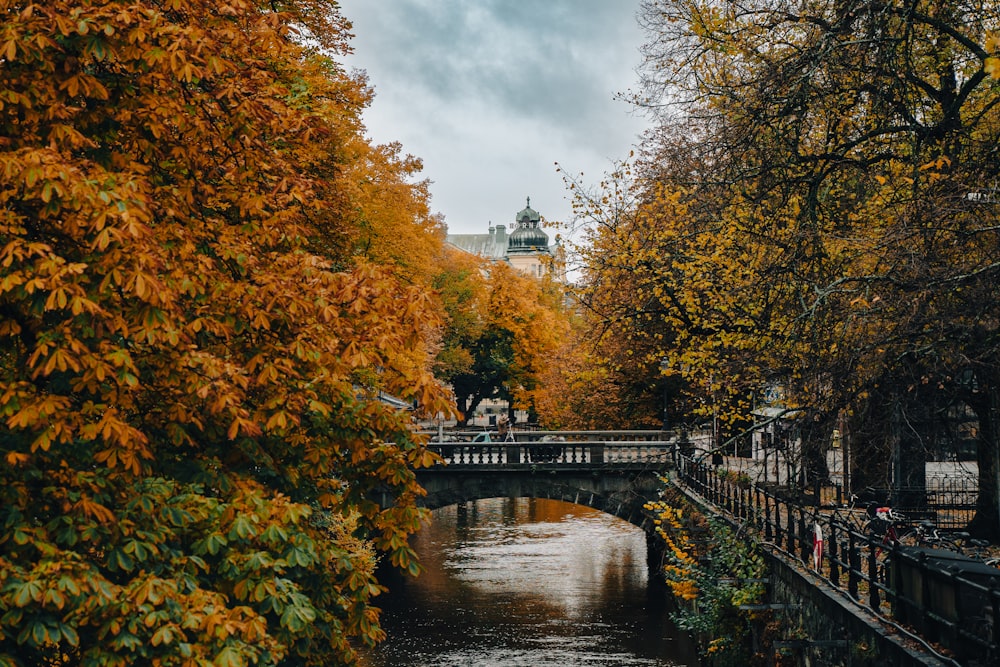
top-left (506, 197), bottom-right (551, 277)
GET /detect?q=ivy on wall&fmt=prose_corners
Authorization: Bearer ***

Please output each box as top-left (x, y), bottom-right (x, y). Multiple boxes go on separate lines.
top-left (646, 482), bottom-right (769, 665)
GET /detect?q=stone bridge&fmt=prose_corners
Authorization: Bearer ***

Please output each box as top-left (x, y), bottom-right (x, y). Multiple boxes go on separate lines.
top-left (409, 430), bottom-right (680, 531)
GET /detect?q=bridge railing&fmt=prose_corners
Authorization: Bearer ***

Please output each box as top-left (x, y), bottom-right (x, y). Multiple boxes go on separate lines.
top-left (674, 453), bottom-right (1000, 664)
top-left (420, 429), bottom-right (675, 443)
top-left (425, 439), bottom-right (675, 467)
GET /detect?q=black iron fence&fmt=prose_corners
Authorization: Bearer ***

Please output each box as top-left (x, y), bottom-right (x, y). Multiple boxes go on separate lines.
top-left (812, 479), bottom-right (979, 530)
top-left (856, 481), bottom-right (978, 530)
top-left (675, 454), bottom-right (999, 666)
top-left (421, 428), bottom-right (677, 443)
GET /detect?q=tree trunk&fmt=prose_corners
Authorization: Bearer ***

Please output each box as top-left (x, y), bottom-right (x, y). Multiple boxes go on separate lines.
top-left (846, 398), bottom-right (893, 496)
top-left (968, 385), bottom-right (1000, 539)
top-left (455, 395), bottom-right (470, 427)
top-left (893, 398), bottom-right (929, 512)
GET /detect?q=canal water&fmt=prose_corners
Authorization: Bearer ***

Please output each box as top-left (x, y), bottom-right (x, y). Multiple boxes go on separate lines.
top-left (361, 497), bottom-right (699, 666)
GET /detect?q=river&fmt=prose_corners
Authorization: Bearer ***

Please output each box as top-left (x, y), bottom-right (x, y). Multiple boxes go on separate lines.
top-left (360, 497), bottom-right (699, 666)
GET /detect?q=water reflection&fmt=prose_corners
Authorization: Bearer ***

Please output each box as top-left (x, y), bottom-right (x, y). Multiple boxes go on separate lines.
top-left (362, 498), bottom-right (698, 666)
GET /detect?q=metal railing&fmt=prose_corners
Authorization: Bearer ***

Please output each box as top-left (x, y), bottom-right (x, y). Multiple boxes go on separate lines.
top-left (674, 454), bottom-right (1000, 666)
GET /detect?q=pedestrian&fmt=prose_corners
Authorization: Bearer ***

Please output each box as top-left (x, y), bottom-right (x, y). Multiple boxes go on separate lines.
top-left (497, 413), bottom-right (509, 440)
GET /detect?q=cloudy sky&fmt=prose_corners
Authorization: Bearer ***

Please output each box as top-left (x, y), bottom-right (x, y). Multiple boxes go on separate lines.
top-left (336, 0), bottom-right (649, 236)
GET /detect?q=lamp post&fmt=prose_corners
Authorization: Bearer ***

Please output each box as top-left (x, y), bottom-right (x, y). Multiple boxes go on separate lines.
top-left (659, 358), bottom-right (670, 431)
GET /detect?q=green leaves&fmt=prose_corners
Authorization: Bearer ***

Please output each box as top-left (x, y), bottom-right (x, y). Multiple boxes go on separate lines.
top-left (652, 486), bottom-right (765, 661)
top-left (1, 578), bottom-right (80, 651)
top-left (7, 580), bottom-right (42, 608)
top-left (215, 646), bottom-right (246, 667)
top-left (228, 515), bottom-right (257, 542)
top-left (279, 596), bottom-right (317, 633)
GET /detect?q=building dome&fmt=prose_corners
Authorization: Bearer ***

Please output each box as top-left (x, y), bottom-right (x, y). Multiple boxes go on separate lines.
top-left (508, 197), bottom-right (549, 251)
top-left (515, 199), bottom-right (540, 226)
top-left (508, 225), bottom-right (549, 250)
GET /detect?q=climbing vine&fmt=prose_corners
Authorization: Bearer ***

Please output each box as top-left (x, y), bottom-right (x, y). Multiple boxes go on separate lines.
top-left (646, 484), bottom-right (768, 665)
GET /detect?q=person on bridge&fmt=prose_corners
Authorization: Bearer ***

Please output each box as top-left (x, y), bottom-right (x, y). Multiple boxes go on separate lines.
top-left (497, 414), bottom-right (509, 437)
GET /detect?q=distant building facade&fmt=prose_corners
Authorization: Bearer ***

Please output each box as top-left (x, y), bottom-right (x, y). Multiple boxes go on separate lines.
top-left (445, 197), bottom-right (557, 278)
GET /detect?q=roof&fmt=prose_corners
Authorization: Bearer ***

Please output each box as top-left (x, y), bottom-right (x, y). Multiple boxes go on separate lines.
top-left (515, 197), bottom-right (541, 224)
top-left (445, 198), bottom-right (552, 260)
top-left (508, 224), bottom-right (549, 252)
top-left (752, 406), bottom-right (803, 419)
top-left (446, 226), bottom-right (508, 260)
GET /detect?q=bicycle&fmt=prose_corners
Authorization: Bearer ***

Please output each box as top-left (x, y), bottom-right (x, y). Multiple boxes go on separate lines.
top-left (864, 506), bottom-right (909, 549)
top-left (828, 492), bottom-right (875, 535)
top-left (824, 495), bottom-right (896, 583)
top-left (889, 520), bottom-right (958, 554)
top-left (949, 532), bottom-right (1000, 566)
top-left (892, 520), bottom-right (999, 566)
top-left (857, 505), bottom-right (911, 582)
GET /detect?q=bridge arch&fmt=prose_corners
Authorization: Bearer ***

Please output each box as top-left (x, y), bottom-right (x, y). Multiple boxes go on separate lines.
top-left (414, 468), bottom-right (665, 533)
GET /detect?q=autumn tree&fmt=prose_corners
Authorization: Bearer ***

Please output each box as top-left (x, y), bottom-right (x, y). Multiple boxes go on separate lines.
top-left (532, 306), bottom-right (617, 430)
top-left (342, 140), bottom-right (446, 284)
top-left (499, 265), bottom-right (572, 425)
top-left (431, 252), bottom-right (569, 426)
top-left (0, 1), bottom-right (453, 665)
top-left (552, 165), bottom-right (686, 430)
top-left (643, 0), bottom-right (1000, 532)
top-left (571, 0), bottom-right (1000, 535)
top-left (427, 245), bottom-right (488, 417)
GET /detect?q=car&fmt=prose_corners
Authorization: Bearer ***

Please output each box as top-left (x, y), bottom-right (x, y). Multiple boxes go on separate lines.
top-left (456, 431), bottom-right (496, 458)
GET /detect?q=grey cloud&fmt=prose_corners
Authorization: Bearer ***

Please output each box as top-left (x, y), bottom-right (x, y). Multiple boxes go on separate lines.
top-left (338, 0), bottom-right (647, 231)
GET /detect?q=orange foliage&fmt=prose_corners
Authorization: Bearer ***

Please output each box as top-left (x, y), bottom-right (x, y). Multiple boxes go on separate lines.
top-left (0, 0), bottom-right (453, 663)
top-left (433, 253), bottom-right (571, 424)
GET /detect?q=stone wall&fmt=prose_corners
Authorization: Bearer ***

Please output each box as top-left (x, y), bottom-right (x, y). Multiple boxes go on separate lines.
top-left (758, 543), bottom-right (953, 666)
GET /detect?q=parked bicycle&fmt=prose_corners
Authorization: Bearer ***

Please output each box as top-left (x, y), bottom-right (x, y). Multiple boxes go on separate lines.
top-left (864, 505), bottom-right (908, 552)
top-left (825, 494), bottom-right (904, 582)
top-left (965, 541), bottom-right (1000, 567)
top-left (898, 520), bottom-right (967, 551)
top-left (942, 530), bottom-right (1000, 567)
top-left (829, 501), bottom-right (868, 534)
top-left (829, 490), bottom-right (880, 534)
top-left (884, 518), bottom-right (997, 565)
top-left (827, 491), bottom-right (999, 579)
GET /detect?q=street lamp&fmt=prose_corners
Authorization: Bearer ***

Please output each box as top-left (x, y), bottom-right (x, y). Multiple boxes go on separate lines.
top-left (659, 358), bottom-right (670, 431)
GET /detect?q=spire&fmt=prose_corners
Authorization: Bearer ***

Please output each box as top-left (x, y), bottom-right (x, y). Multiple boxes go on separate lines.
top-left (515, 197), bottom-right (540, 228)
